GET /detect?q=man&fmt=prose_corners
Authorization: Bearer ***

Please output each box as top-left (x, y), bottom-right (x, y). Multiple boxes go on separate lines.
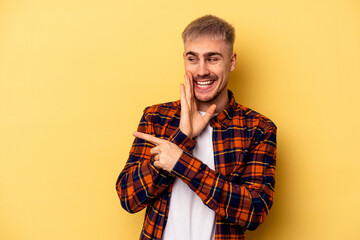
top-left (116, 15), bottom-right (277, 240)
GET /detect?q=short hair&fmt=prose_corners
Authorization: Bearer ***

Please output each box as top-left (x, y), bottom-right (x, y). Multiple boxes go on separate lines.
top-left (182, 15), bottom-right (235, 48)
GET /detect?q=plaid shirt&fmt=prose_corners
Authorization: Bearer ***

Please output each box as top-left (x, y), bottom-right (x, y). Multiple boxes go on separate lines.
top-left (116, 90), bottom-right (277, 240)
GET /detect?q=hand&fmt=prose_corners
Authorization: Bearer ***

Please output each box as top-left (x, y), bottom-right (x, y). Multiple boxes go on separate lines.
top-left (180, 72), bottom-right (216, 138)
top-left (133, 132), bottom-right (183, 172)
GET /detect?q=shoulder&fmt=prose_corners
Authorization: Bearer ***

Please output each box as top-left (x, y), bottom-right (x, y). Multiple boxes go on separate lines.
top-left (234, 104), bottom-right (277, 132)
top-left (142, 100), bottom-right (180, 121)
top-left (232, 104), bottom-right (277, 148)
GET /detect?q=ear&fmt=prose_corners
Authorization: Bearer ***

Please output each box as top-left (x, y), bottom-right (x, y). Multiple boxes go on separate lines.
top-left (230, 53), bottom-right (237, 72)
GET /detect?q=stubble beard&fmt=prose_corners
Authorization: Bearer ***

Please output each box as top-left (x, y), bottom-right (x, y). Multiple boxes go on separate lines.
top-left (194, 88), bottom-right (222, 104)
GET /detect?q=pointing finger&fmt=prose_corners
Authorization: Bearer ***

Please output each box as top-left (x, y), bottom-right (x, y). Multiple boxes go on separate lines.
top-left (133, 132), bottom-right (163, 145)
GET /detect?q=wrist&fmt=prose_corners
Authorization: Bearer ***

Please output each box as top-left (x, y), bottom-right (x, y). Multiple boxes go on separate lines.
top-left (168, 128), bottom-right (196, 152)
top-left (180, 127), bottom-right (192, 139)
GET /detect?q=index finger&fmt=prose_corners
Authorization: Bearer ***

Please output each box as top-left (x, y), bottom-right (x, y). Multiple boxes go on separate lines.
top-left (187, 72), bottom-right (194, 99)
top-left (185, 72), bottom-right (194, 104)
top-left (184, 73), bottom-right (191, 104)
top-left (133, 132), bottom-right (163, 145)
top-left (180, 83), bottom-right (188, 110)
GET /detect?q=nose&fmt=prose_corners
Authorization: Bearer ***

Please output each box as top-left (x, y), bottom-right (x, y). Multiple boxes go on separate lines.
top-left (197, 61), bottom-right (210, 77)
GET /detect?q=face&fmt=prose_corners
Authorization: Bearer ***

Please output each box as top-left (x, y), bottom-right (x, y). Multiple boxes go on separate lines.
top-left (183, 37), bottom-right (236, 104)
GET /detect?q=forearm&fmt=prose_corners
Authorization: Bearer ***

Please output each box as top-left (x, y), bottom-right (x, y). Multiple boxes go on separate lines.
top-left (170, 152), bottom-right (256, 227)
top-left (116, 155), bottom-right (174, 213)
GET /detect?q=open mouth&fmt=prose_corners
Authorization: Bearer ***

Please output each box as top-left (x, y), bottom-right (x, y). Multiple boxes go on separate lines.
top-left (194, 80), bottom-right (216, 90)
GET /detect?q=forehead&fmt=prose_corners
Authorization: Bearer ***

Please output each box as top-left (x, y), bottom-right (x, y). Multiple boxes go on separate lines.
top-left (184, 37), bottom-right (231, 55)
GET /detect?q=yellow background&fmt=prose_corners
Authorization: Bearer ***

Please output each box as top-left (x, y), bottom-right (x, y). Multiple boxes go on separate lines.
top-left (1, 0), bottom-right (359, 239)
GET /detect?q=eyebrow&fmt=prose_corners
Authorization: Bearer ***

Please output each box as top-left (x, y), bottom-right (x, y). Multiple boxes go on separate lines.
top-left (185, 51), bottom-right (223, 57)
top-left (185, 51), bottom-right (198, 57)
top-left (206, 52), bottom-right (223, 57)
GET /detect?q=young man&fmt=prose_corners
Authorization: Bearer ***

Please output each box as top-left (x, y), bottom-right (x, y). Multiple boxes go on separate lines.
top-left (116, 15), bottom-right (277, 240)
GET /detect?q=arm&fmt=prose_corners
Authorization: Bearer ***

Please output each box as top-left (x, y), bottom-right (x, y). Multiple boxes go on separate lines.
top-left (171, 124), bottom-right (277, 230)
top-left (115, 108), bottom-right (175, 213)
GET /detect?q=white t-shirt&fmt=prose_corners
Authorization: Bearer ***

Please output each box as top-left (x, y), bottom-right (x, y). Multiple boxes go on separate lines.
top-left (162, 112), bottom-right (216, 240)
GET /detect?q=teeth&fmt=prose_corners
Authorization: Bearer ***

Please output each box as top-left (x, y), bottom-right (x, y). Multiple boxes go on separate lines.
top-left (196, 81), bottom-right (213, 85)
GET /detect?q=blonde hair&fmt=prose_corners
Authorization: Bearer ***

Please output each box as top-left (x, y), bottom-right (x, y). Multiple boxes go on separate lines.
top-left (182, 15), bottom-right (235, 48)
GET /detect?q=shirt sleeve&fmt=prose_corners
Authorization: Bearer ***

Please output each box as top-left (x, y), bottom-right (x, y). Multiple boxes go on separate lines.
top-left (170, 123), bottom-right (277, 231)
top-left (115, 107), bottom-right (175, 213)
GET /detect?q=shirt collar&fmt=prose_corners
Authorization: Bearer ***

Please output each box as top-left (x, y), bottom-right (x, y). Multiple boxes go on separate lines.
top-left (209, 90), bottom-right (238, 128)
top-left (174, 90), bottom-right (238, 128)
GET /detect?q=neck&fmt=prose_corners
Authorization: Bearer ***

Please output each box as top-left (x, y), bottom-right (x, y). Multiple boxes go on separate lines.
top-left (196, 90), bottom-right (229, 113)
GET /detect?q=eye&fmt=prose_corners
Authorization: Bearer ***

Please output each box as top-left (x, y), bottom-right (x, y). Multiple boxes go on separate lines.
top-left (187, 57), bottom-right (198, 63)
top-left (208, 57), bottom-right (219, 62)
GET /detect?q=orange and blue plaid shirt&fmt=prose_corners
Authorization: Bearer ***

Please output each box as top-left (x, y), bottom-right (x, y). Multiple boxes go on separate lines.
top-left (116, 90), bottom-right (277, 240)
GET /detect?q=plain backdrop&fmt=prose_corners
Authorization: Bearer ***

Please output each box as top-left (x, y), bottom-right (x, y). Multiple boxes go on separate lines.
top-left (1, 0), bottom-right (359, 239)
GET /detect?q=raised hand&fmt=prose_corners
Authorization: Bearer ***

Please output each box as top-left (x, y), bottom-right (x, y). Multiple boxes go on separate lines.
top-left (133, 132), bottom-right (183, 172)
top-left (180, 72), bottom-right (216, 138)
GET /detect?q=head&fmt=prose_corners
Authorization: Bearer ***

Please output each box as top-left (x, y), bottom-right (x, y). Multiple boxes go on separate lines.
top-left (182, 15), bottom-right (235, 53)
top-left (182, 15), bottom-right (237, 109)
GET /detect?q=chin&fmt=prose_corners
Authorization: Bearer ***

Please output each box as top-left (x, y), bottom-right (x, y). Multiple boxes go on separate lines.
top-left (195, 92), bottom-right (218, 103)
